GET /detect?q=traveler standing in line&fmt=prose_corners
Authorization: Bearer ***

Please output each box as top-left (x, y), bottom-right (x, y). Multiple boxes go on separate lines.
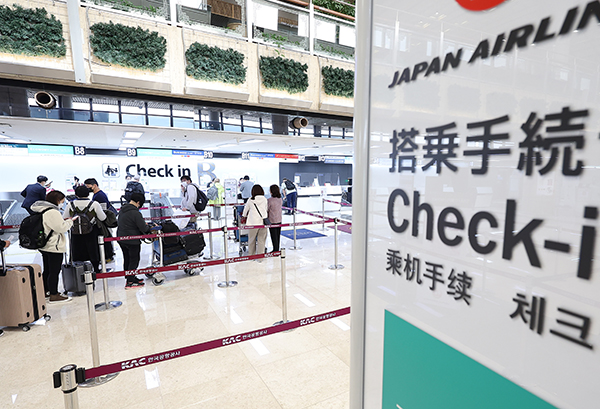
top-left (267, 185), bottom-right (283, 252)
top-left (85, 178), bottom-right (117, 262)
top-left (63, 186), bottom-right (107, 273)
top-left (123, 174), bottom-right (145, 204)
top-left (31, 190), bottom-right (74, 303)
top-left (116, 193), bottom-right (150, 289)
top-left (242, 184), bottom-right (269, 256)
top-left (180, 175), bottom-right (201, 228)
top-left (239, 175), bottom-right (254, 203)
top-left (21, 175), bottom-right (49, 215)
top-left (207, 178), bottom-right (225, 220)
top-left (281, 178), bottom-right (298, 215)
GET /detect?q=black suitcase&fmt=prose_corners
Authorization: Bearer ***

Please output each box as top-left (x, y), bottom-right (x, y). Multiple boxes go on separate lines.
top-left (181, 230), bottom-right (205, 256)
top-left (162, 247), bottom-right (188, 265)
top-left (62, 261), bottom-right (93, 296)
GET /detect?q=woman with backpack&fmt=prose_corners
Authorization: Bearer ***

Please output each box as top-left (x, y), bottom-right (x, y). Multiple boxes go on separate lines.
top-left (207, 178), bottom-right (225, 221)
top-left (242, 184), bottom-right (269, 256)
top-left (63, 186), bottom-right (107, 274)
top-left (30, 190), bottom-right (74, 303)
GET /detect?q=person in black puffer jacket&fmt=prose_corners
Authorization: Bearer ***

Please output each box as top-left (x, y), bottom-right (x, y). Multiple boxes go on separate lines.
top-left (116, 193), bottom-right (152, 289)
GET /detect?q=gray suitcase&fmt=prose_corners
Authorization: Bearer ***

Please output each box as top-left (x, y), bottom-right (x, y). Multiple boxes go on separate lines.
top-left (62, 260), bottom-right (93, 296)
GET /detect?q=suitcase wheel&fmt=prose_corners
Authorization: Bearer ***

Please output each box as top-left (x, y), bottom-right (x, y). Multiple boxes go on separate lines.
top-left (21, 325), bottom-right (30, 332)
top-left (152, 276), bottom-right (165, 286)
top-left (185, 267), bottom-right (203, 276)
top-left (44, 314), bottom-right (51, 322)
top-left (145, 273), bottom-right (155, 278)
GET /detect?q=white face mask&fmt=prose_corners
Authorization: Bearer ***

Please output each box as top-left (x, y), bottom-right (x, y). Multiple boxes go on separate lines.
top-left (181, 182), bottom-right (188, 187)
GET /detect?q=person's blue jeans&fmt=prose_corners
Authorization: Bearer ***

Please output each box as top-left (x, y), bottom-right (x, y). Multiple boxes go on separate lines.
top-left (287, 191), bottom-right (297, 213)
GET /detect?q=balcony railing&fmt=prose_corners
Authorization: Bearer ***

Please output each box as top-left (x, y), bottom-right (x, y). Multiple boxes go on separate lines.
top-left (83, 0), bottom-right (355, 61)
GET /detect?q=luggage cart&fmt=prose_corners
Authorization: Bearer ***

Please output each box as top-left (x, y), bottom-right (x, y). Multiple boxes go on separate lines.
top-left (234, 205), bottom-right (248, 256)
top-left (145, 223), bottom-right (205, 286)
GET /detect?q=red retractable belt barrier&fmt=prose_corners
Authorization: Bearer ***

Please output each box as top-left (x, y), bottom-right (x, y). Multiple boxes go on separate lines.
top-left (0, 224), bottom-right (20, 230)
top-left (323, 198), bottom-right (352, 207)
top-left (84, 306), bottom-right (350, 379)
top-left (96, 251), bottom-right (281, 278)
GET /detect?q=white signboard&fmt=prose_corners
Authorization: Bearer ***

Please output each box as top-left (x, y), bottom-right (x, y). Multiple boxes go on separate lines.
top-left (354, 1), bottom-right (600, 408)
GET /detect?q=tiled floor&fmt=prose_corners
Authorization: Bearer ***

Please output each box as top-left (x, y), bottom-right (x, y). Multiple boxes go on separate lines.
top-left (0, 211), bottom-right (352, 409)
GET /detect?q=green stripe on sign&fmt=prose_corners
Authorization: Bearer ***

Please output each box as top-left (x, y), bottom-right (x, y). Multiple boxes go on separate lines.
top-left (382, 310), bottom-right (557, 409)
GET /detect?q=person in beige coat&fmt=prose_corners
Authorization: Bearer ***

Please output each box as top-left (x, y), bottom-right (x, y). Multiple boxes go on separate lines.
top-left (30, 190), bottom-right (74, 303)
top-left (242, 184), bottom-right (269, 256)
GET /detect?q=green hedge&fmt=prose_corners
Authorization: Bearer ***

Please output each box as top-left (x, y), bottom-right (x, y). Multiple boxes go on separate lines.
top-left (185, 43), bottom-right (246, 85)
top-left (90, 21), bottom-right (166, 71)
top-left (0, 5), bottom-right (66, 58)
top-left (322, 65), bottom-right (354, 98)
top-left (313, 0), bottom-right (355, 18)
top-left (259, 56), bottom-right (308, 94)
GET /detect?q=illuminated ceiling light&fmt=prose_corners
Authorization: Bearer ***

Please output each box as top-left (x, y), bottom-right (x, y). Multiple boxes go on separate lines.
top-left (121, 139), bottom-right (137, 143)
top-left (6, 139), bottom-right (28, 143)
top-left (123, 131), bottom-right (143, 139)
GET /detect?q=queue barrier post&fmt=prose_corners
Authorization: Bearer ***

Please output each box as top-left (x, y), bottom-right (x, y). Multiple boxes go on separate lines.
top-left (217, 225), bottom-right (238, 288)
top-left (273, 248), bottom-right (290, 326)
top-left (204, 216), bottom-right (216, 260)
top-left (151, 234), bottom-right (166, 285)
top-left (79, 270), bottom-right (119, 387)
top-left (328, 218), bottom-right (345, 270)
top-left (53, 364), bottom-right (85, 409)
top-left (94, 236), bottom-right (122, 312)
top-left (289, 209), bottom-right (302, 250)
top-left (322, 197), bottom-right (325, 231)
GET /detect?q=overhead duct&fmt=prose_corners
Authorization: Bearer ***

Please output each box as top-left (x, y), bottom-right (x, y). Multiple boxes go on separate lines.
top-left (34, 91), bottom-right (56, 109)
top-left (290, 117), bottom-right (308, 129)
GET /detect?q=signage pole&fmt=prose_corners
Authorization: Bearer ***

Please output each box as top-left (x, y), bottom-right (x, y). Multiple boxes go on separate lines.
top-left (95, 236), bottom-right (122, 311)
top-left (218, 226), bottom-right (237, 288)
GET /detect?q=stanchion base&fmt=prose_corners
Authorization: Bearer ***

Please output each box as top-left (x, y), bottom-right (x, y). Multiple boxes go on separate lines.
top-left (79, 372), bottom-right (119, 388)
top-left (289, 246), bottom-right (302, 250)
top-left (94, 301), bottom-right (123, 311)
top-left (217, 281), bottom-right (238, 288)
top-left (329, 264), bottom-right (345, 270)
top-left (203, 255), bottom-right (217, 260)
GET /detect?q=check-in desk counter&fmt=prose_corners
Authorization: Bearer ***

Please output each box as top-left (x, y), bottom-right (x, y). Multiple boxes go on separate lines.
top-left (297, 185), bottom-right (346, 212)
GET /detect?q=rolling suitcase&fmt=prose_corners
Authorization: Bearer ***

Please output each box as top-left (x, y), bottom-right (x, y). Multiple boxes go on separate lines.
top-left (62, 261), bottom-right (93, 296)
top-left (0, 250), bottom-right (50, 331)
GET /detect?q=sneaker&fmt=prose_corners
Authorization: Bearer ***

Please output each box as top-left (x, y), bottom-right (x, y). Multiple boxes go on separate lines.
top-left (49, 294), bottom-right (72, 304)
top-left (125, 280), bottom-right (145, 289)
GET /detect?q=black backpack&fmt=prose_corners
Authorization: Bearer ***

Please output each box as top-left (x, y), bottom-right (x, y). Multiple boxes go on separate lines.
top-left (160, 220), bottom-right (182, 247)
top-left (124, 181), bottom-right (144, 202)
top-left (191, 184), bottom-right (208, 212)
top-left (284, 180), bottom-right (295, 190)
top-left (70, 201), bottom-right (95, 235)
top-left (19, 208), bottom-right (53, 250)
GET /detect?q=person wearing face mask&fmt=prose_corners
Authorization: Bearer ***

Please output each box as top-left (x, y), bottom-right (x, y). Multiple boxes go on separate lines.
top-left (85, 178), bottom-right (117, 263)
top-left (117, 193), bottom-right (153, 289)
top-left (180, 175), bottom-right (202, 228)
top-left (21, 175), bottom-right (50, 215)
top-left (30, 190), bottom-right (74, 303)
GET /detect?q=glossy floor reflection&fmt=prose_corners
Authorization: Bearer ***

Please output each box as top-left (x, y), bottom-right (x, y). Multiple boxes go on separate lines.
top-left (0, 211), bottom-right (352, 409)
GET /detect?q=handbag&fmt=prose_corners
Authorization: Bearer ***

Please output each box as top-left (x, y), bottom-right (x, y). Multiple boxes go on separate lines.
top-left (254, 203), bottom-right (271, 226)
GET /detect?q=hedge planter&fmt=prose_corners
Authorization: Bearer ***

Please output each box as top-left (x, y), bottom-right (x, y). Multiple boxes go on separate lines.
top-left (185, 43), bottom-right (246, 85)
top-left (90, 21), bottom-right (167, 71)
top-left (322, 65), bottom-right (354, 98)
top-left (0, 5), bottom-right (66, 58)
top-left (259, 56), bottom-right (308, 94)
